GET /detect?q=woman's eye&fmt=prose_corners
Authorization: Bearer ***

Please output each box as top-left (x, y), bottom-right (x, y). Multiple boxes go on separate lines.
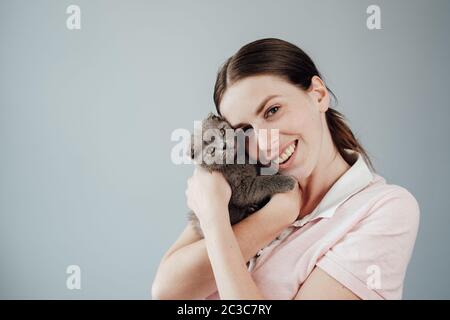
top-left (265, 105), bottom-right (280, 118)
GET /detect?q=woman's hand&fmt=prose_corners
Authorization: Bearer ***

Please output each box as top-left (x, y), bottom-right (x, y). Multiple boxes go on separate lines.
top-left (185, 167), bottom-right (232, 227)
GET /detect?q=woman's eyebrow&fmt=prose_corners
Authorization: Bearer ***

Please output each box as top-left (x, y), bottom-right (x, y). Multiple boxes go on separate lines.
top-left (231, 94), bottom-right (280, 128)
top-left (255, 94), bottom-right (280, 115)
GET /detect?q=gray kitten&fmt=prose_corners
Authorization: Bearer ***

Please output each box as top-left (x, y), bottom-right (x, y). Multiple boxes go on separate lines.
top-left (187, 113), bottom-right (296, 237)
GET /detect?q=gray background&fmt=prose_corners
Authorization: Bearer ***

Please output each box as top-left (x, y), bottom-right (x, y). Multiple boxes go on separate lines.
top-left (1, 0), bottom-right (449, 299)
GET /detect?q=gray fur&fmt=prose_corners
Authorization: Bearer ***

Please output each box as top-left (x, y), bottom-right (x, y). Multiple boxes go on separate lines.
top-left (188, 112), bottom-right (296, 237)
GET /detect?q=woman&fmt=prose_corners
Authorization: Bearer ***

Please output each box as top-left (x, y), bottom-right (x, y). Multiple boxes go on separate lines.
top-left (152, 38), bottom-right (420, 300)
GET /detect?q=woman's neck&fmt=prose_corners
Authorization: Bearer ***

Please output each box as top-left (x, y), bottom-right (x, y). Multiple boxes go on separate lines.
top-left (297, 145), bottom-right (351, 219)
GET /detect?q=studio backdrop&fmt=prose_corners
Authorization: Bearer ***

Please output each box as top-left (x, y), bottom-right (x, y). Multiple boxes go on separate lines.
top-left (0, 0), bottom-right (449, 299)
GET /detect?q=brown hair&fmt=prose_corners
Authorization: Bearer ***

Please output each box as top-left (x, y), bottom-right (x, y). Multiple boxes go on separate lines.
top-left (213, 38), bottom-right (375, 172)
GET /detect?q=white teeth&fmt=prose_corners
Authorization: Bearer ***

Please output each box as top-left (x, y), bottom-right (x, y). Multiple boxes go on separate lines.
top-left (287, 144), bottom-right (295, 153)
top-left (274, 142), bottom-right (296, 165)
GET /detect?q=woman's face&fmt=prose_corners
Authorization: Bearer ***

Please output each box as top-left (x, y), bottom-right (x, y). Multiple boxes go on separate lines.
top-left (219, 74), bottom-right (330, 179)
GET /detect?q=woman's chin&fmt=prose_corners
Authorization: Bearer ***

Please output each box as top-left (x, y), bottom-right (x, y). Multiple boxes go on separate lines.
top-left (279, 154), bottom-right (304, 175)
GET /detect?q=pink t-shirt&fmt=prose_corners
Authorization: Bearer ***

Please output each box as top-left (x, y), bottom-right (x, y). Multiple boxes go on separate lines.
top-left (206, 149), bottom-right (420, 300)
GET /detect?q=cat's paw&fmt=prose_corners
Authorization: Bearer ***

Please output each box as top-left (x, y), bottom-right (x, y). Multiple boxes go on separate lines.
top-left (277, 175), bottom-right (297, 192)
top-left (187, 211), bottom-right (204, 238)
top-left (246, 203), bottom-right (261, 214)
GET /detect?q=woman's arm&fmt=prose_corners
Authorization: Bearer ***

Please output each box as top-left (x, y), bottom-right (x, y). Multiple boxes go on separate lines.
top-left (294, 267), bottom-right (360, 300)
top-left (199, 206), bottom-right (361, 300)
top-left (201, 207), bottom-right (266, 299)
top-left (195, 188), bottom-right (361, 300)
top-left (151, 184), bottom-right (300, 300)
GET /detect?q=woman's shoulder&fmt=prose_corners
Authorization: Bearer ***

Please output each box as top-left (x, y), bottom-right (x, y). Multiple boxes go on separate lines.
top-left (367, 173), bottom-right (420, 207)
top-left (358, 172), bottom-right (420, 229)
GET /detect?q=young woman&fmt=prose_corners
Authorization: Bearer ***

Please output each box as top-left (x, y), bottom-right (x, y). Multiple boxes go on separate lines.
top-left (152, 38), bottom-right (420, 300)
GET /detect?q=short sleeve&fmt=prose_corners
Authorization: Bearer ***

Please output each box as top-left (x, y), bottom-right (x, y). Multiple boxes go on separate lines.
top-left (316, 188), bottom-right (420, 300)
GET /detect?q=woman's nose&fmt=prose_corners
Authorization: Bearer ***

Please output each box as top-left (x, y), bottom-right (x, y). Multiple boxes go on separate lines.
top-left (249, 126), bottom-right (280, 161)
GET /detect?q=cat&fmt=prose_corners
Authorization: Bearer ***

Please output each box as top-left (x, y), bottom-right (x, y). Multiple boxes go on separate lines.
top-left (187, 112), bottom-right (296, 237)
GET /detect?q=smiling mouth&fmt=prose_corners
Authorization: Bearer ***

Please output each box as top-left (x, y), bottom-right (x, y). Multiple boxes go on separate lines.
top-left (273, 140), bottom-right (298, 165)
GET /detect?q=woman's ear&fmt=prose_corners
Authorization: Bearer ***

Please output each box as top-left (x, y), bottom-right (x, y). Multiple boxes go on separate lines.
top-left (308, 76), bottom-right (329, 112)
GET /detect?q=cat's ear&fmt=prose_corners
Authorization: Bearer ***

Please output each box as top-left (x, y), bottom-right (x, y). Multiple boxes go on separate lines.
top-left (207, 112), bottom-right (220, 120)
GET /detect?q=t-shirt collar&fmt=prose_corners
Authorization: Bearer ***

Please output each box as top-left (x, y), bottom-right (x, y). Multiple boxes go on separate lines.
top-left (291, 149), bottom-right (374, 228)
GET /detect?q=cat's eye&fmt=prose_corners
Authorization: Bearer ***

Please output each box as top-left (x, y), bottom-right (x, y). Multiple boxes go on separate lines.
top-left (220, 128), bottom-right (225, 136)
top-left (210, 148), bottom-right (215, 156)
top-left (240, 125), bottom-right (253, 133)
top-left (264, 105), bottom-right (280, 118)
